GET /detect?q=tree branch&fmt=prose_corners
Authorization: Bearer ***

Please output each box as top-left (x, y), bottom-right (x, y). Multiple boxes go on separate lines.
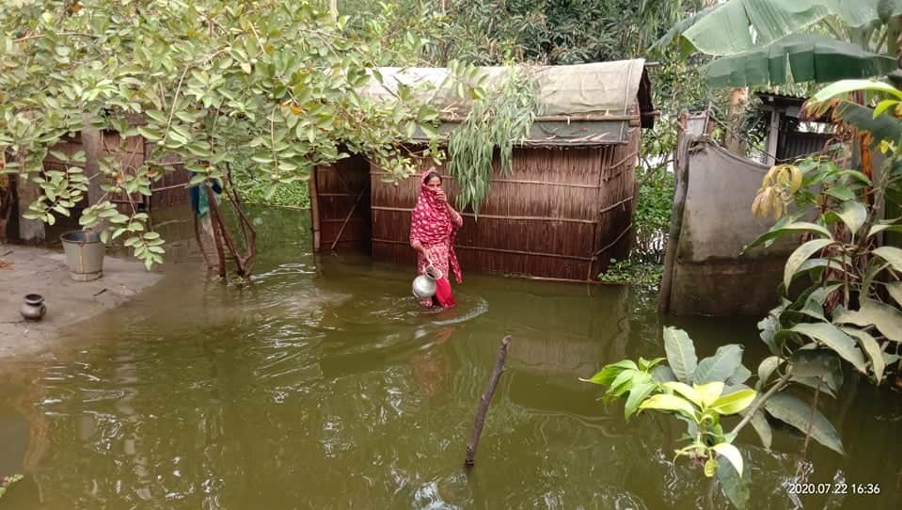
top-left (729, 369), bottom-right (793, 438)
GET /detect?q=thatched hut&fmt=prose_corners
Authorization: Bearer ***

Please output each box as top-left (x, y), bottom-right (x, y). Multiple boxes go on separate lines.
top-left (309, 59), bottom-right (654, 282)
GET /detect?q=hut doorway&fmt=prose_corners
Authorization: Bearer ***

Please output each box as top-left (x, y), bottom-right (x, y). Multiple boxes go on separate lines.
top-left (309, 154), bottom-right (372, 253)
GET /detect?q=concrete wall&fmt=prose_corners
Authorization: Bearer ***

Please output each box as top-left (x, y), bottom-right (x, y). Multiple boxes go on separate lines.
top-left (661, 138), bottom-right (797, 316)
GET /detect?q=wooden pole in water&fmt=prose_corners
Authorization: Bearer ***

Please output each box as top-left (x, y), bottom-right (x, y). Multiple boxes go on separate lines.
top-left (465, 335), bottom-right (512, 467)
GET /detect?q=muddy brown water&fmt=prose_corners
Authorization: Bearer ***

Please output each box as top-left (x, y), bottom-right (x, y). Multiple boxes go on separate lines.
top-left (0, 207), bottom-right (900, 509)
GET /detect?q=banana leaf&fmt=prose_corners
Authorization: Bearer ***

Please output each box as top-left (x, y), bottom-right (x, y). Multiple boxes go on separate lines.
top-left (832, 101), bottom-right (902, 147)
top-left (668, 0), bottom-right (902, 57)
top-left (704, 34), bottom-right (899, 87)
top-left (650, 4), bottom-right (720, 57)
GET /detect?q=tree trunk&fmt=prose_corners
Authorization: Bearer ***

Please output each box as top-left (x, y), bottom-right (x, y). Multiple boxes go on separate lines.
top-left (80, 115), bottom-right (104, 207)
top-left (723, 87), bottom-right (748, 155)
top-left (14, 152), bottom-right (44, 242)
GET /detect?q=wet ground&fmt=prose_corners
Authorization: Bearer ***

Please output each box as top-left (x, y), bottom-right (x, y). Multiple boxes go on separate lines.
top-left (0, 206), bottom-right (900, 509)
top-left (0, 244), bottom-right (161, 359)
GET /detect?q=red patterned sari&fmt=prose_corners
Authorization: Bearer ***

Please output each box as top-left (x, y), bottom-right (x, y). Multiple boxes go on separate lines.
top-left (409, 172), bottom-right (463, 308)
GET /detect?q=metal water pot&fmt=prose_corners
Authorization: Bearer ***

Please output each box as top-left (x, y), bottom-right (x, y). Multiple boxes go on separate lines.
top-left (412, 263), bottom-right (443, 299)
top-left (20, 293), bottom-right (46, 321)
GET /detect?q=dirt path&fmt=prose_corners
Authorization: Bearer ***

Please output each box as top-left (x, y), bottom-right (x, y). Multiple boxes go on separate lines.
top-left (0, 243), bottom-right (162, 359)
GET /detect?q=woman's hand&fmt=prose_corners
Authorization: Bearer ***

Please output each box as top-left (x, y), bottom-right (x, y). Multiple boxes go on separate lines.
top-left (435, 189), bottom-right (447, 204)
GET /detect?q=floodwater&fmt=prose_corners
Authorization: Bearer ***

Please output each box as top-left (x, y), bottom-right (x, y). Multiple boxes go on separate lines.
top-left (0, 207), bottom-right (900, 509)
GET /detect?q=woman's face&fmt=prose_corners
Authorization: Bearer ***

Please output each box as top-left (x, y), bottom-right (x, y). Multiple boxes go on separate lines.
top-left (426, 176), bottom-right (442, 192)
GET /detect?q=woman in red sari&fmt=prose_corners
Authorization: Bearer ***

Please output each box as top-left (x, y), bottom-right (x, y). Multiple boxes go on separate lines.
top-left (409, 170), bottom-right (464, 308)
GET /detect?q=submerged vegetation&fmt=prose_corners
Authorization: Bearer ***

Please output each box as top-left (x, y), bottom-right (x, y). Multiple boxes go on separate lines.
top-left (0, 475), bottom-right (23, 500)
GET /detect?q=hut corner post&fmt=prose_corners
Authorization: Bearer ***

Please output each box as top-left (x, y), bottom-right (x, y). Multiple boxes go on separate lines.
top-left (657, 113), bottom-right (690, 315)
top-left (308, 167), bottom-right (321, 252)
top-left (464, 335), bottom-right (512, 467)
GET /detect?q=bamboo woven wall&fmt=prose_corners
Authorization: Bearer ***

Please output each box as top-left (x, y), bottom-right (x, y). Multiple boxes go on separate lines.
top-left (369, 127), bottom-right (640, 281)
top-left (311, 155), bottom-right (371, 252)
top-left (41, 132), bottom-right (190, 213)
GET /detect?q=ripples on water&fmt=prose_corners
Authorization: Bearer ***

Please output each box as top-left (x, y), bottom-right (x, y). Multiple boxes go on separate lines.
top-left (0, 208), bottom-right (900, 509)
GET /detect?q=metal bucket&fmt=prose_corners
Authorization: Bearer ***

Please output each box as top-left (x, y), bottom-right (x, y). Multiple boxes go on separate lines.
top-left (60, 230), bottom-right (105, 281)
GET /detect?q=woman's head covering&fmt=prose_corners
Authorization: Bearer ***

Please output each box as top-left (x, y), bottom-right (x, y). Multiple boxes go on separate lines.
top-left (410, 170), bottom-right (461, 283)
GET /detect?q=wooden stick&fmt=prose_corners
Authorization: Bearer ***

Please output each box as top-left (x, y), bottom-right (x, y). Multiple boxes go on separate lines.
top-left (331, 187), bottom-right (367, 251)
top-left (465, 336), bottom-right (512, 467)
top-left (192, 212), bottom-right (214, 270)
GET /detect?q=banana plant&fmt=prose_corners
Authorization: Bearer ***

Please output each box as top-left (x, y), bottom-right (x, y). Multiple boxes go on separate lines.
top-left (653, 0), bottom-right (902, 87)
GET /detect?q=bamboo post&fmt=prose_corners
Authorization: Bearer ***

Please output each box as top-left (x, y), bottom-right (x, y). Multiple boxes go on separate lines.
top-left (465, 336), bottom-right (512, 467)
top-left (657, 114), bottom-right (691, 315)
top-left (308, 168), bottom-right (321, 252)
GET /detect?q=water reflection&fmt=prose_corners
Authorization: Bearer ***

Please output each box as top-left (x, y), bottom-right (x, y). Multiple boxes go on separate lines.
top-left (0, 206), bottom-right (899, 509)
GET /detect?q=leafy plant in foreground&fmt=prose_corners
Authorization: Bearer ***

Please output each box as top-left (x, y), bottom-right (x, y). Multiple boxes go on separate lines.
top-left (586, 78), bottom-right (902, 509)
top-left (585, 328), bottom-right (759, 508)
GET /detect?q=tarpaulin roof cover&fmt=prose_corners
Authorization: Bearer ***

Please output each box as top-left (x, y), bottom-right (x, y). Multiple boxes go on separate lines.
top-left (364, 59), bottom-right (651, 146)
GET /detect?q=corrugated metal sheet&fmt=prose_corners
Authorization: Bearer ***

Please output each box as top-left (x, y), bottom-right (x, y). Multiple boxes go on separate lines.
top-left (777, 131), bottom-right (832, 162)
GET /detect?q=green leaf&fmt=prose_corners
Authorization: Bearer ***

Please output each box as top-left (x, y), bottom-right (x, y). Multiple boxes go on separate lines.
top-left (145, 109), bottom-right (168, 124)
top-left (704, 34), bottom-right (899, 87)
top-left (811, 77), bottom-right (902, 104)
top-left (711, 389), bottom-right (757, 415)
top-left (137, 125), bottom-right (162, 141)
top-left (868, 223), bottom-right (902, 237)
top-left (789, 349), bottom-right (844, 392)
top-left (704, 457), bottom-right (718, 478)
top-left (638, 393), bottom-right (698, 420)
top-left (663, 327), bottom-right (698, 383)
top-left (840, 326), bottom-right (886, 383)
top-left (836, 201), bottom-right (868, 235)
top-left (713, 442), bottom-right (743, 478)
top-left (834, 299), bottom-right (902, 343)
top-left (419, 123), bottom-right (439, 139)
top-left (663, 381), bottom-right (703, 407)
top-left (716, 449), bottom-right (751, 510)
top-left (872, 246), bottom-right (902, 272)
top-left (638, 357), bottom-right (665, 372)
top-left (693, 345), bottom-right (744, 384)
top-left (886, 282), bottom-right (902, 308)
top-left (764, 392), bottom-right (844, 455)
top-left (825, 184), bottom-right (855, 201)
top-left (789, 322), bottom-right (867, 373)
top-left (862, 261), bottom-right (890, 297)
top-left (695, 381), bottom-right (725, 407)
top-left (607, 369), bottom-right (638, 400)
top-left (748, 408), bottom-right (773, 450)
top-left (758, 315), bottom-right (782, 356)
top-left (580, 360), bottom-right (635, 386)
top-left (784, 239), bottom-right (835, 292)
top-left (743, 222), bottom-right (832, 253)
top-left (727, 364), bottom-right (752, 385)
top-left (624, 382), bottom-right (657, 421)
top-left (874, 99), bottom-right (901, 118)
top-left (652, 365), bottom-right (677, 383)
top-left (791, 375), bottom-right (838, 398)
top-left (682, 1), bottom-right (823, 56)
